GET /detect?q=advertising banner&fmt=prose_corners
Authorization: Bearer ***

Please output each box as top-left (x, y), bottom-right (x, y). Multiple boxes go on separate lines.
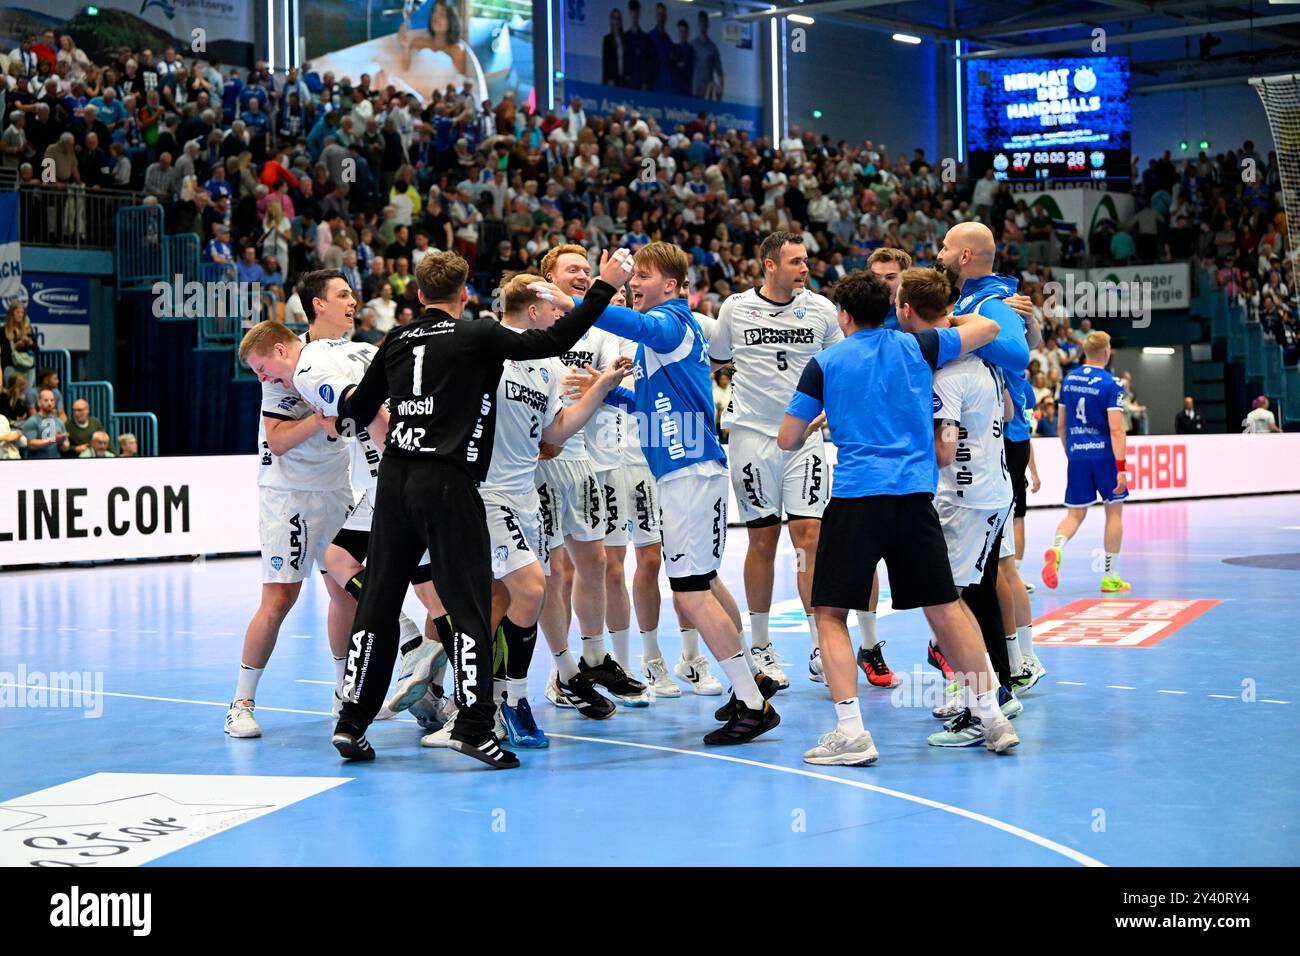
top-left (21, 273), bottom-right (91, 351)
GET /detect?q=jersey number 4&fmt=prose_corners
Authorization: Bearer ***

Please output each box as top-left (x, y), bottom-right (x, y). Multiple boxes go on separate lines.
top-left (1075, 396), bottom-right (1087, 426)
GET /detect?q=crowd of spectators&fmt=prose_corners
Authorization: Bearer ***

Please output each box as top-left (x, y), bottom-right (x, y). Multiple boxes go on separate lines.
top-left (1, 28), bottom-right (1295, 430)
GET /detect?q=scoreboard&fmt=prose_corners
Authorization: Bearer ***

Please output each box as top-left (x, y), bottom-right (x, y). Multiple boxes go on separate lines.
top-left (966, 56), bottom-right (1131, 184)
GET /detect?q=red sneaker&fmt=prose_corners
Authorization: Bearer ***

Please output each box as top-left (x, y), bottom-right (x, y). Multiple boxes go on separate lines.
top-left (857, 641), bottom-right (900, 688)
top-left (925, 640), bottom-right (955, 681)
top-left (1041, 546), bottom-right (1061, 589)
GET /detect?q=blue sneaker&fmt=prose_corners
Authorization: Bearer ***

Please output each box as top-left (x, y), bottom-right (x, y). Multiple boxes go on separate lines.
top-left (501, 698), bottom-right (549, 749)
top-left (998, 685), bottom-right (1024, 720)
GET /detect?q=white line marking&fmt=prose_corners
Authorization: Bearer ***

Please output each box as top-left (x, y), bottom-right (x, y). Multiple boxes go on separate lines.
top-left (1106, 685), bottom-right (1136, 690)
top-left (1057, 681), bottom-right (1086, 686)
top-left (1157, 689), bottom-right (1187, 695)
top-left (137, 629), bottom-right (158, 634)
top-left (1261, 699), bottom-right (1292, 705)
top-left (1209, 695), bottom-right (1236, 700)
top-left (291, 634), bottom-right (314, 640)
top-left (548, 732), bottom-right (1105, 868)
top-left (175, 630), bottom-right (196, 635)
top-left (0, 681), bottom-right (1105, 867)
top-left (97, 628), bottom-right (116, 633)
top-left (17, 627), bottom-right (38, 631)
top-left (56, 627), bottom-right (78, 632)
top-left (296, 679), bottom-right (336, 686)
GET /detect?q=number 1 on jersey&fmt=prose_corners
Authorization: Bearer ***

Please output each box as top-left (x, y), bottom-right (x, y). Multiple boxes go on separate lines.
top-left (412, 344), bottom-right (426, 396)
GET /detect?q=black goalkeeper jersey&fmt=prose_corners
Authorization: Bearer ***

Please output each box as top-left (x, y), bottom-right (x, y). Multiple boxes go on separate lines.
top-left (338, 279), bottom-right (616, 483)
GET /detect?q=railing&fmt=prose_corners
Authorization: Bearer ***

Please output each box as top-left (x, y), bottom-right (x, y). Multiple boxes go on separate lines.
top-left (65, 380), bottom-right (115, 425)
top-left (13, 182), bottom-right (142, 249)
top-left (115, 204), bottom-right (167, 292)
top-left (197, 262), bottom-right (239, 346)
top-left (157, 233), bottom-right (201, 321)
top-left (110, 411), bottom-right (159, 457)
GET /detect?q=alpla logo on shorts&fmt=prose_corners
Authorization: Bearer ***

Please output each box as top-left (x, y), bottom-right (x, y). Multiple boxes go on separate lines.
top-left (397, 396), bottom-right (434, 416)
top-left (743, 328), bottom-right (816, 346)
top-left (586, 476), bottom-right (602, 529)
top-left (537, 484), bottom-right (554, 537)
top-left (740, 463), bottom-right (764, 508)
top-left (804, 455), bottom-right (823, 505)
top-left (634, 480), bottom-right (653, 532)
top-left (288, 514), bottom-right (305, 570)
top-left (711, 497), bottom-right (724, 559)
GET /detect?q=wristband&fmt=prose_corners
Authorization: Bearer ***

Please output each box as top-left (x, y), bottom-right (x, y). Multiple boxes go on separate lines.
top-left (1115, 459), bottom-right (1127, 473)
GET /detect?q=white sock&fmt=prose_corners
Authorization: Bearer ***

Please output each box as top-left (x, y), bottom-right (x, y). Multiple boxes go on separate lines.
top-left (1017, 624), bottom-right (1037, 662)
top-left (235, 663), bottom-right (263, 702)
top-left (680, 627), bottom-right (700, 661)
top-left (397, 611), bottom-right (421, 649)
top-left (1053, 534), bottom-right (1067, 550)
top-left (749, 612), bottom-right (769, 651)
top-left (580, 633), bottom-right (606, 666)
top-left (610, 628), bottom-right (631, 669)
top-left (1005, 634), bottom-right (1025, 673)
top-left (554, 649), bottom-right (579, 681)
top-left (806, 614), bottom-right (820, 652)
top-left (720, 652), bottom-right (763, 709)
top-left (641, 627), bottom-right (662, 660)
top-left (1104, 552), bottom-right (1119, 578)
top-left (493, 677), bottom-right (508, 707)
top-left (834, 697), bottom-right (865, 738)
top-left (856, 610), bottom-right (879, 650)
top-left (735, 624), bottom-right (750, 656)
top-left (972, 687), bottom-right (1003, 724)
top-left (507, 676), bottom-right (529, 705)
top-left (332, 655), bottom-right (347, 686)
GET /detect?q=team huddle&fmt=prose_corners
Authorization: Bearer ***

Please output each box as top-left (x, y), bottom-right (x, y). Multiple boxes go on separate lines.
top-left (227, 221), bottom-right (1132, 770)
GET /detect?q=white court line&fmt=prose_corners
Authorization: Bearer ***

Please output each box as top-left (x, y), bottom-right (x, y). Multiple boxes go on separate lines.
top-left (97, 628), bottom-right (116, 633)
top-left (1057, 681), bottom-right (1086, 686)
top-left (176, 630), bottom-right (196, 635)
top-left (548, 732), bottom-right (1104, 868)
top-left (1106, 685), bottom-right (1136, 690)
top-left (138, 629), bottom-right (158, 634)
top-left (1209, 695), bottom-right (1236, 700)
top-left (0, 681), bottom-right (1104, 868)
top-left (56, 627), bottom-right (78, 632)
top-left (291, 634), bottom-right (314, 640)
top-left (17, 627), bottom-right (38, 631)
top-left (1262, 699), bottom-right (1292, 705)
top-left (1157, 689), bottom-right (1187, 695)
top-left (297, 679), bottom-right (335, 686)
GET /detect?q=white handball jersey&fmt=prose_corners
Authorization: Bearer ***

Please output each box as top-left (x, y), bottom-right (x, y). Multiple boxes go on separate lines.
top-left (710, 288), bottom-right (841, 437)
top-left (292, 338), bottom-right (384, 497)
top-left (555, 325), bottom-right (622, 463)
top-left (932, 355), bottom-right (1013, 511)
top-left (257, 331), bottom-right (351, 492)
top-left (481, 331), bottom-right (563, 507)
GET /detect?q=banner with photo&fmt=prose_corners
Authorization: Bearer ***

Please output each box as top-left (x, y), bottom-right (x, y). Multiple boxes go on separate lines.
top-left (302, 0), bottom-right (536, 109)
top-left (562, 0), bottom-right (762, 135)
top-left (0, 0), bottom-right (254, 67)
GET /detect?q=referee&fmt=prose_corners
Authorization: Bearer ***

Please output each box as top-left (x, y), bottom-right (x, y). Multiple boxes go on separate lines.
top-left (331, 249), bottom-right (631, 769)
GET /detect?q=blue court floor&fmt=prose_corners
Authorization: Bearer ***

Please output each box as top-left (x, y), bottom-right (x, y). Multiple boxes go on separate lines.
top-left (2, 495), bottom-right (1298, 867)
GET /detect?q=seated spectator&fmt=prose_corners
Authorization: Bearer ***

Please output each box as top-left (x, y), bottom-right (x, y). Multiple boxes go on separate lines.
top-left (117, 432), bottom-right (139, 457)
top-left (205, 223), bottom-right (233, 264)
top-left (20, 388), bottom-right (69, 458)
top-left (354, 308), bottom-right (384, 345)
top-left (65, 398), bottom-right (104, 456)
top-left (79, 430), bottom-right (115, 458)
top-left (25, 368), bottom-right (65, 422)
top-left (1035, 398), bottom-right (1058, 437)
top-left (1243, 396), bottom-right (1281, 434)
top-left (1174, 396), bottom-right (1205, 434)
top-left (0, 410), bottom-right (23, 460)
top-left (394, 306), bottom-right (415, 328)
top-left (0, 372), bottom-right (30, 424)
top-left (235, 244), bottom-right (266, 285)
top-left (365, 283), bottom-right (397, 332)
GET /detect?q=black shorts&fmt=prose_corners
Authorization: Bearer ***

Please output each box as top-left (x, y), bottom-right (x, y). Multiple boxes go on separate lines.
top-left (331, 527), bottom-right (433, 584)
top-left (811, 493), bottom-right (958, 612)
top-left (1005, 438), bottom-right (1031, 519)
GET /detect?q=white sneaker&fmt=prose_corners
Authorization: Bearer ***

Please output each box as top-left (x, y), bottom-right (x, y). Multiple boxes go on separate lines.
top-left (420, 710), bottom-right (457, 748)
top-left (982, 715), bottom-right (1021, 754)
top-left (1024, 580), bottom-right (1036, 594)
top-left (642, 657), bottom-right (682, 698)
top-left (493, 704), bottom-right (506, 742)
top-left (224, 698), bottom-right (261, 738)
top-left (545, 671), bottom-right (574, 708)
top-left (331, 689), bottom-right (344, 719)
top-left (808, 648), bottom-right (826, 684)
top-left (750, 644), bottom-right (789, 690)
top-left (931, 680), bottom-right (966, 720)
top-left (1017, 655), bottom-right (1047, 692)
top-left (674, 655), bottom-right (723, 695)
top-left (384, 626), bottom-right (435, 716)
top-left (803, 728), bottom-right (880, 766)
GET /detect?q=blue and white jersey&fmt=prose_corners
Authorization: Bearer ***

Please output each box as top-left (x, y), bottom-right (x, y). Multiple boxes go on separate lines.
top-left (1060, 363), bottom-right (1124, 461)
top-left (950, 273), bottom-right (1030, 376)
top-left (595, 297), bottom-right (727, 481)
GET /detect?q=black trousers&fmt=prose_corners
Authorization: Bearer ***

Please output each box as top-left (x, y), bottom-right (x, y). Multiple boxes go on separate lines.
top-left (339, 455), bottom-right (495, 736)
top-left (960, 524), bottom-right (1012, 688)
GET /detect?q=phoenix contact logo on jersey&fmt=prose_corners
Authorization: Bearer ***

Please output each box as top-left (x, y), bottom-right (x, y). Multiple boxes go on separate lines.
top-left (742, 328), bottom-right (817, 346)
top-left (504, 381), bottom-right (549, 413)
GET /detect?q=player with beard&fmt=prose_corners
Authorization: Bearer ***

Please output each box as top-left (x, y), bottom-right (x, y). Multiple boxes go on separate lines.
top-left (535, 245), bottom-right (651, 711)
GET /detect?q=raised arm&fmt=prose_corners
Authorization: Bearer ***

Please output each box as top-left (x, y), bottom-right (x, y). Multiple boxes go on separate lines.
top-left (593, 301), bottom-right (689, 354)
top-left (482, 279), bottom-right (617, 361)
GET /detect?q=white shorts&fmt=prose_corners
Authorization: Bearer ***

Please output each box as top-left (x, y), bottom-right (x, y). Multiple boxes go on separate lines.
top-left (259, 486), bottom-right (352, 584)
top-left (599, 465), bottom-right (660, 549)
top-left (341, 490), bottom-right (374, 533)
top-left (999, 509), bottom-right (1016, 560)
top-left (936, 499), bottom-right (1009, 589)
top-left (728, 425), bottom-right (829, 525)
top-left (537, 457), bottom-right (604, 551)
top-left (484, 495), bottom-right (547, 580)
top-left (658, 461), bottom-right (728, 583)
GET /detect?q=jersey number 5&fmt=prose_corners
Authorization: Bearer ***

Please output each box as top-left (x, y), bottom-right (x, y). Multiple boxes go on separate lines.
top-left (776, 350), bottom-right (788, 371)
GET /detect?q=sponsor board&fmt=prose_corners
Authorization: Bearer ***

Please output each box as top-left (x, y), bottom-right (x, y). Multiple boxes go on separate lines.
top-left (1032, 598), bottom-right (1220, 647)
top-left (0, 773), bottom-right (348, 867)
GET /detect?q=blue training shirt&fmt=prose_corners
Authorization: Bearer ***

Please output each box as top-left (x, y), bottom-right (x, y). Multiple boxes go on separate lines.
top-left (1059, 363), bottom-right (1124, 461)
top-left (950, 274), bottom-right (1030, 375)
top-left (1005, 371), bottom-right (1034, 442)
top-left (596, 297), bottom-right (727, 480)
top-left (786, 326), bottom-right (963, 498)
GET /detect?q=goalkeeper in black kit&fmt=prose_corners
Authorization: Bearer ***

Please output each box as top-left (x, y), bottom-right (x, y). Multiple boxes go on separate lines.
top-left (331, 248), bottom-right (633, 769)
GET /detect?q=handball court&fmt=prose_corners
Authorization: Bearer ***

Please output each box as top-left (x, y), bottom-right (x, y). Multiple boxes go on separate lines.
top-left (2, 495), bottom-right (1296, 868)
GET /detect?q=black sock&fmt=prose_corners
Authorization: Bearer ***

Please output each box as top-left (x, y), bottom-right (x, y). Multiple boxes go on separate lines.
top-left (344, 567), bottom-right (367, 600)
top-left (502, 616), bottom-right (538, 681)
top-left (493, 624), bottom-right (508, 680)
top-left (431, 613), bottom-right (453, 646)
